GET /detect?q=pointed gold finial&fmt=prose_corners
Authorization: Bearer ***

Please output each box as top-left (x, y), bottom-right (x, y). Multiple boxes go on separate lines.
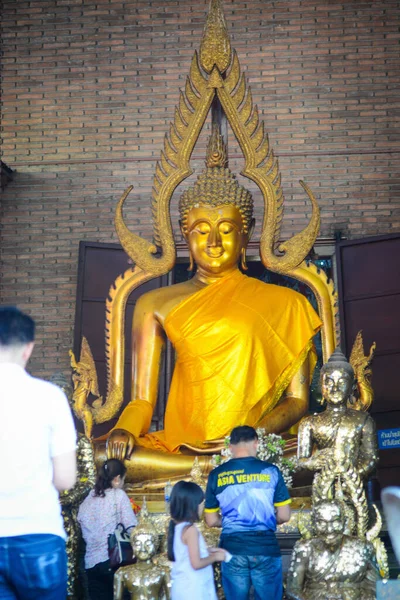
top-left (206, 125), bottom-right (227, 168)
top-left (140, 496), bottom-right (150, 520)
top-left (200, 0), bottom-right (232, 74)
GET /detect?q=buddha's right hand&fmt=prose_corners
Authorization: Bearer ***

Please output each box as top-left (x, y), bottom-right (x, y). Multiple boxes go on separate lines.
top-left (106, 429), bottom-right (135, 460)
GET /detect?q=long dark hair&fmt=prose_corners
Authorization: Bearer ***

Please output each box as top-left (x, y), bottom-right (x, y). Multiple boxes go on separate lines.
top-left (94, 459), bottom-right (126, 497)
top-left (167, 481), bottom-right (205, 561)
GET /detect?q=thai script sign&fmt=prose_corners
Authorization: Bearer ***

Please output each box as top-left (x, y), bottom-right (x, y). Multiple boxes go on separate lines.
top-left (377, 428), bottom-right (400, 450)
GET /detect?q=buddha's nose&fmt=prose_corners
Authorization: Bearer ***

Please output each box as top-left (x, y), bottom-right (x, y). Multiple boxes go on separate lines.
top-left (208, 226), bottom-right (222, 247)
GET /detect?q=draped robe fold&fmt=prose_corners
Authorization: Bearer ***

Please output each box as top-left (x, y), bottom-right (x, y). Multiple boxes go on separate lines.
top-left (122, 271), bottom-right (322, 452)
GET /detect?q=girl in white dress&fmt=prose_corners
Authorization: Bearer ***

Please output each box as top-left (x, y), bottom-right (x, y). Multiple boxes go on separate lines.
top-left (167, 481), bottom-right (226, 600)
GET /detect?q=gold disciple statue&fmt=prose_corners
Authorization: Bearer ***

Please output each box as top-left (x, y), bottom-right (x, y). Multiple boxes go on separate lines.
top-left (286, 500), bottom-right (379, 600)
top-left (71, 0), bottom-right (343, 483)
top-left (114, 504), bottom-right (170, 600)
top-left (297, 347), bottom-right (378, 483)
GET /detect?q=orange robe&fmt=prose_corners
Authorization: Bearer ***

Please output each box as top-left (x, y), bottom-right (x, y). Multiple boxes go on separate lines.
top-left (120, 271), bottom-right (322, 452)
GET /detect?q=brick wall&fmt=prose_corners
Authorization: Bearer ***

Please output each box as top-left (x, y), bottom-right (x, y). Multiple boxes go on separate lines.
top-left (1, 0), bottom-right (400, 378)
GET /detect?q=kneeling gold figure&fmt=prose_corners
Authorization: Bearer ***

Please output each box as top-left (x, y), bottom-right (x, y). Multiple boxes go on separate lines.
top-left (286, 500), bottom-right (378, 600)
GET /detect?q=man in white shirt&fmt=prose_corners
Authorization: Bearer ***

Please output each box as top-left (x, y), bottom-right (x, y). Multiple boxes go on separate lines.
top-left (0, 306), bottom-right (77, 599)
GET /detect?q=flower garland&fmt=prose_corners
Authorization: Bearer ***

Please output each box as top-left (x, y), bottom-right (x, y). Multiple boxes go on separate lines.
top-left (211, 429), bottom-right (295, 488)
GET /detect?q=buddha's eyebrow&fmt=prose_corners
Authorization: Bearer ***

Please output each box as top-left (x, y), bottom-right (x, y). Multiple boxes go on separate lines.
top-left (188, 218), bottom-right (240, 229)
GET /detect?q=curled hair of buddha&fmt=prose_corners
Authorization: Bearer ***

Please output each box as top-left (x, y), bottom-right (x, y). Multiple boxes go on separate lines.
top-left (179, 129), bottom-right (253, 234)
top-left (179, 166), bottom-right (254, 234)
top-left (321, 347), bottom-right (354, 380)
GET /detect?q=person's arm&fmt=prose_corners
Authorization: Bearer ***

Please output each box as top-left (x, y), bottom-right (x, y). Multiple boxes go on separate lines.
top-left (205, 511), bottom-right (222, 528)
top-left (59, 435), bottom-right (96, 505)
top-left (52, 450), bottom-right (77, 492)
top-left (204, 469), bottom-right (222, 528)
top-left (119, 491), bottom-right (138, 529)
top-left (273, 467), bottom-right (292, 524)
top-left (183, 525), bottom-right (225, 570)
top-left (48, 384), bottom-right (77, 491)
top-left (275, 503), bottom-right (291, 524)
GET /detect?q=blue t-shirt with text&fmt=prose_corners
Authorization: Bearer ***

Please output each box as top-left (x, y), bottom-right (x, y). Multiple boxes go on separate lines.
top-left (205, 456), bottom-right (291, 556)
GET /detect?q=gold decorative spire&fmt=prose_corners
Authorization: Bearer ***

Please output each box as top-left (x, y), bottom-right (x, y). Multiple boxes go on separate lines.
top-left (130, 497), bottom-right (159, 543)
top-left (205, 125), bottom-right (227, 168)
top-left (200, 0), bottom-right (231, 74)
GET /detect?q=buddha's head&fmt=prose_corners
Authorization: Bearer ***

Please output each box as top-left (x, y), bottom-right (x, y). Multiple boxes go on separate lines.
top-left (131, 529), bottom-right (159, 562)
top-left (179, 131), bottom-right (254, 275)
top-left (313, 500), bottom-right (345, 550)
top-left (320, 348), bottom-right (355, 406)
top-left (131, 499), bottom-right (160, 562)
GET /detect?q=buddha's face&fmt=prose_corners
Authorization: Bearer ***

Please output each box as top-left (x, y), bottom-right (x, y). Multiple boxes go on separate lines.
top-left (314, 502), bottom-right (344, 549)
top-left (321, 368), bottom-right (353, 406)
top-left (184, 205), bottom-right (247, 274)
top-left (131, 532), bottom-right (158, 561)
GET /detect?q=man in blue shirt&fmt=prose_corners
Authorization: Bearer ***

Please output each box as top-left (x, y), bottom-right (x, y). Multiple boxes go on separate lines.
top-left (205, 426), bottom-right (291, 600)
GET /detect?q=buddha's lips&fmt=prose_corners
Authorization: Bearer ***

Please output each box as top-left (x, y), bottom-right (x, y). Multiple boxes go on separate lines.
top-left (206, 249), bottom-right (224, 258)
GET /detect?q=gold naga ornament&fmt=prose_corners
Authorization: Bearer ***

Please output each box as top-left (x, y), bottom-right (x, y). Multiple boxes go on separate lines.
top-left (69, 0), bottom-right (372, 439)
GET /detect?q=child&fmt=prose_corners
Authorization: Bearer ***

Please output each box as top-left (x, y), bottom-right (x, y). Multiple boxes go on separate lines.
top-left (168, 480), bottom-right (226, 600)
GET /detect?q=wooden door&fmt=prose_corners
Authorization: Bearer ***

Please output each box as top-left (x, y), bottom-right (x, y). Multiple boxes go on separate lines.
top-left (336, 233), bottom-right (400, 489)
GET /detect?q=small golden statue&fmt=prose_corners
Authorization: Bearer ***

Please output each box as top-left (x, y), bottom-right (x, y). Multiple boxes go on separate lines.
top-left (297, 347), bottom-right (378, 483)
top-left (49, 373), bottom-right (97, 599)
top-left (286, 500), bottom-right (379, 600)
top-left (114, 502), bottom-right (170, 600)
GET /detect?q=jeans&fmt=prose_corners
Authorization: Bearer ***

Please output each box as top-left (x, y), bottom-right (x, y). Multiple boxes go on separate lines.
top-left (86, 560), bottom-right (114, 600)
top-left (0, 534), bottom-right (67, 600)
top-left (221, 555), bottom-right (283, 600)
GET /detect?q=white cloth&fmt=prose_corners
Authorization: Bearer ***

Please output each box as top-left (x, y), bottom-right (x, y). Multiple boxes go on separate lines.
top-left (171, 522), bottom-right (217, 600)
top-left (0, 363), bottom-right (76, 539)
top-left (381, 486), bottom-right (400, 565)
top-left (78, 487), bottom-right (137, 569)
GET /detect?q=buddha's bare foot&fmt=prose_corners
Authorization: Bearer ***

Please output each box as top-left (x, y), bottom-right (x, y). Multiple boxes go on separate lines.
top-left (106, 428), bottom-right (135, 460)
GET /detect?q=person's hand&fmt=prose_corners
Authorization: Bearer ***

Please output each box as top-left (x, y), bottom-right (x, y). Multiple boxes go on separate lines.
top-left (209, 548), bottom-right (227, 562)
top-left (106, 429), bottom-right (135, 460)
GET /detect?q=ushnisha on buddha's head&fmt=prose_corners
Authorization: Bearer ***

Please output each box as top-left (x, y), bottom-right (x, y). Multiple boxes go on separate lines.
top-left (313, 500), bottom-right (345, 550)
top-left (179, 132), bottom-right (255, 275)
top-left (320, 348), bottom-right (355, 406)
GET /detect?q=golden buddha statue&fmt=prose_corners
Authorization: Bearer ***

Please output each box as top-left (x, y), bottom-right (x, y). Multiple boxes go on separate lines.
top-left (70, 0), bottom-right (342, 484)
top-left (297, 348), bottom-right (378, 482)
top-left (114, 507), bottom-right (170, 600)
top-left (286, 500), bottom-right (379, 600)
top-left (107, 141), bottom-right (322, 458)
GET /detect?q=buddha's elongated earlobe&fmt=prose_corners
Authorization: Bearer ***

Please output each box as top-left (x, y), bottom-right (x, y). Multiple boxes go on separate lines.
top-left (188, 250), bottom-right (194, 272)
top-left (241, 247), bottom-right (248, 271)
